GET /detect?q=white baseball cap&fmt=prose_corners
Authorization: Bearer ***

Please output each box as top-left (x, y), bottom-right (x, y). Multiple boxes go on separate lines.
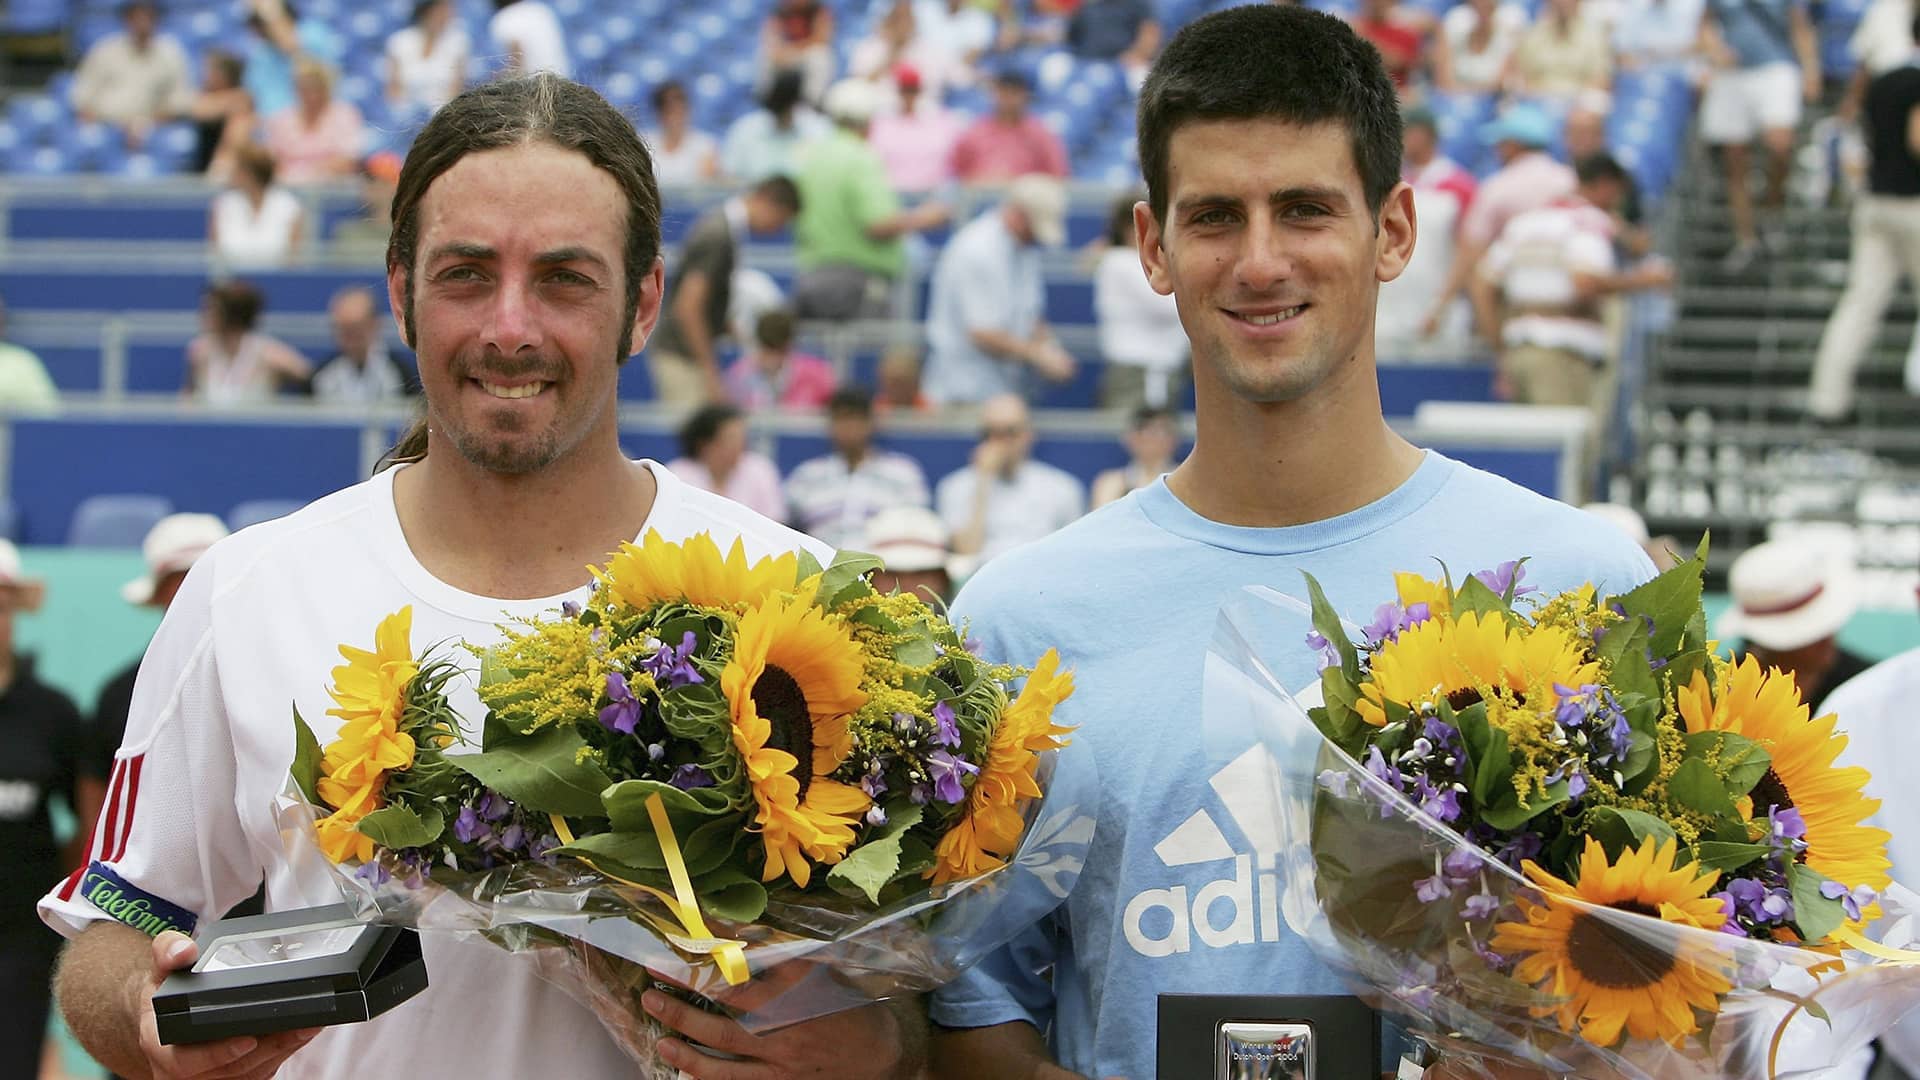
top-left (1716, 539), bottom-right (1859, 652)
top-left (863, 507), bottom-right (952, 574)
top-left (1006, 173), bottom-right (1067, 248)
top-left (0, 539), bottom-right (44, 612)
top-left (122, 513), bottom-right (229, 606)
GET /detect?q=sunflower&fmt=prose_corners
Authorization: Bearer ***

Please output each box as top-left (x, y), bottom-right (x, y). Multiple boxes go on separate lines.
top-left (930, 649), bottom-right (1075, 885)
top-left (595, 531), bottom-right (801, 613)
top-left (1356, 611), bottom-right (1597, 727)
top-left (1677, 656), bottom-right (1891, 897)
top-left (314, 807), bottom-right (377, 863)
top-left (316, 607), bottom-right (419, 827)
top-left (721, 586), bottom-right (870, 888)
top-left (1393, 571), bottom-right (1452, 618)
top-left (1490, 836), bottom-right (1734, 1047)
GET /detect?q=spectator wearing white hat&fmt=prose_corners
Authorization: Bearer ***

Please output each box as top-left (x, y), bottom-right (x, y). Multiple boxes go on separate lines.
top-left (923, 174), bottom-right (1077, 405)
top-left (0, 538), bottom-right (85, 1079)
top-left (864, 506), bottom-right (956, 603)
top-left (1717, 538), bottom-right (1873, 713)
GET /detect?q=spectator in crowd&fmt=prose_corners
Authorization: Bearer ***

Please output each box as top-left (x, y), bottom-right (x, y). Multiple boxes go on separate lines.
top-left (0, 541), bottom-right (84, 1080)
top-left (242, 0), bottom-right (340, 119)
top-left (869, 64), bottom-right (966, 194)
top-left (208, 143), bottom-right (304, 268)
top-left (490, 0), bottom-right (571, 78)
top-left (913, 0), bottom-right (1001, 87)
top-left (851, 1), bottom-right (952, 106)
top-left (1699, 0), bottom-right (1820, 270)
top-left (950, 69), bottom-right (1069, 182)
top-left (186, 49), bottom-right (253, 178)
top-left (1508, 0), bottom-right (1613, 101)
top-left (1350, 0), bottom-right (1430, 94)
top-left (1093, 192), bottom-right (1187, 411)
top-left (759, 0), bottom-right (838, 105)
top-left (1381, 105), bottom-right (1478, 347)
top-left (1091, 405), bottom-right (1180, 508)
top-left (786, 386), bottom-right (932, 549)
top-left (651, 175), bottom-right (802, 405)
top-left (80, 513), bottom-right (232, 861)
top-left (863, 506), bottom-right (954, 602)
top-left (1475, 153), bottom-right (1670, 427)
top-left (936, 392), bottom-right (1085, 567)
top-left (725, 309), bottom-right (837, 409)
top-left (875, 343), bottom-right (931, 411)
top-left (1841, 0), bottom-right (1918, 120)
top-left (385, 0), bottom-right (469, 116)
top-left (1612, 0), bottom-right (1706, 71)
top-left (70, 1), bottom-right (192, 147)
top-left (793, 79), bottom-right (949, 321)
top-left (1717, 539), bottom-right (1872, 714)
top-left (1066, 0), bottom-right (1161, 84)
top-left (1432, 0), bottom-right (1529, 94)
top-left (313, 286), bottom-right (414, 404)
top-left (1420, 103), bottom-right (1576, 340)
top-left (0, 294), bottom-right (62, 414)
top-left (332, 153), bottom-right (400, 259)
top-left (265, 58), bottom-right (366, 185)
top-left (1580, 501), bottom-right (1682, 570)
top-left (185, 280), bottom-right (313, 404)
top-left (667, 404), bottom-right (786, 520)
top-left (647, 81), bottom-right (719, 187)
top-left (1808, 13), bottom-right (1920, 424)
top-left (721, 69), bottom-right (831, 183)
top-left (925, 174), bottom-right (1076, 405)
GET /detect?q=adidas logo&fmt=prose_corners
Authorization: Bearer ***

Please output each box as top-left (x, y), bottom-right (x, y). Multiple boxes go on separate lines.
top-left (1122, 743), bottom-right (1290, 958)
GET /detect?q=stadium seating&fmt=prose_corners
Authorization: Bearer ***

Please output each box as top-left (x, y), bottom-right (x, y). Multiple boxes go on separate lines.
top-left (65, 492), bottom-right (174, 547)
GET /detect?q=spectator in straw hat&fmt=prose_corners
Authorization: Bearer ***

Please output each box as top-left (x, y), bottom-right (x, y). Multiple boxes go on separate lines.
top-left (865, 506), bottom-right (956, 603)
top-left (1717, 538), bottom-right (1873, 713)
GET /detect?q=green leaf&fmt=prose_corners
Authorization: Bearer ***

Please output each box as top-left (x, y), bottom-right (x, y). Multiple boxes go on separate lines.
top-left (1693, 841), bottom-right (1772, 872)
top-left (1597, 612), bottom-right (1658, 705)
top-left (1618, 729), bottom-right (1659, 791)
top-left (447, 725), bottom-right (613, 817)
top-left (894, 635), bottom-right (940, 669)
top-left (818, 552), bottom-right (884, 609)
top-left (691, 868), bottom-right (769, 923)
top-left (1479, 796), bottom-right (1541, 832)
top-left (1683, 730), bottom-right (1772, 799)
top-left (555, 829), bottom-right (668, 871)
top-left (1613, 552), bottom-right (1706, 660)
top-left (1669, 757), bottom-right (1735, 815)
top-left (1450, 574), bottom-right (1509, 620)
top-left (603, 778), bottom-right (733, 828)
top-left (1787, 862), bottom-right (1848, 944)
top-left (1585, 807), bottom-right (1678, 857)
top-left (826, 804), bottom-right (925, 904)
top-left (795, 549), bottom-right (826, 584)
top-left (1458, 705), bottom-right (1513, 809)
top-left (477, 646), bottom-right (515, 690)
top-left (851, 605), bottom-right (902, 634)
top-left (1302, 572), bottom-right (1360, 684)
top-left (678, 815), bottom-right (745, 877)
top-left (1310, 667), bottom-right (1369, 758)
top-left (290, 705), bottom-right (324, 805)
top-left (356, 804), bottom-right (444, 849)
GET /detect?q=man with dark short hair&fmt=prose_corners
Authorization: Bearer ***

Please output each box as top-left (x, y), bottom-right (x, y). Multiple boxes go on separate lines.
top-left (786, 385), bottom-right (931, 548)
top-left (950, 68), bottom-right (1069, 182)
top-left (924, 8), bottom-right (1653, 1078)
top-left (71, 1), bottom-right (193, 145)
top-left (651, 174), bottom-right (803, 404)
top-left (42, 74), bottom-right (918, 1080)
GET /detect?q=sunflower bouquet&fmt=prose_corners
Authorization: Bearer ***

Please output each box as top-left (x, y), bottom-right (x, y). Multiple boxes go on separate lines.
top-left (1204, 550), bottom-right (1920, 1079)
top-left (284, 532), bottom-right (1083, 1077)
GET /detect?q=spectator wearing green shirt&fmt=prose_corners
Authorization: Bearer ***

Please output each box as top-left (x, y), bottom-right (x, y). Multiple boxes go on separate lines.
top-left (792, 79), bottom-right (948, 321)
top-left (0, 297), bottom-right (59, 415)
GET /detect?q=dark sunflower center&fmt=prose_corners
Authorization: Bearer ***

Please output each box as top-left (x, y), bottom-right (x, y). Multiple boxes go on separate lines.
top-left (1751, 768), bottom-right (1794, 816)
top-left (754, 665), bottom-right (813, 799)
top-left (1564, 902), bottom-right (1676, 989)
top-left (1446, 687), bottom-right (1484, 712)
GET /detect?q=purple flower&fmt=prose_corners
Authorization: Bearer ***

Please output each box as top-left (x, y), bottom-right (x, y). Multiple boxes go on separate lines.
top-left (479, 791), bottom-right (510, 821)
top-left (932, 700), bottom-right (960, 748)
top-left (1306, 629), bottom-right (1340, 672)
top-left (909, 782), bottom-right (932, 806)
top-left (1365, 602), bottom-right (1431, 646)
top-left (1495, 832), bottom-right (1543, 870)
top-left (859, 760), bottom-right (890, 799)
top-left (1727, 877), bottom-right (1792, 922)
top-left (561, 600), bottom-right (582, 619)
top-left (1316, 769), bottom-right (1353, 797)
top-left (646, 742), bottom-right (666, 763)
top-left (1364, 745), bottom-right (1401, 788)
top-left (454, 805), bottom-right (489, 844)
top-left (499, 823), bottom-right (526, 852)
top-left (1565, 771), bottom-right (1589, 800)
top-left (1712, 892), bottom-right (1745, 935)
top-left (965, 636), bottom-right (982, 655)
top-left (530, 833), bottom-right (559, 863)
top-left (1416, 778), bottom-right (1463, 824)
top-left (641, 631), bottom-right (705, 690)
top-left (928, 749), bottom-right (979, 804)
top-left (1443, 848), bottom-right (1484, 879)
top-left (599, 671), bottom-right (642, 735)
top-left (893, 712), bottom-right (916, 737)
top-left (669, 764), bottom-right (714, 790)
top-left (354, 860), bottom-right (392, 886)
top-left (1415, 874), bottom-right (1454, 903)
top-left (1769, 806), bottom-right (1808, 843)
top-left (1463, 893), bottom-right (1500, 920)
top-left (1473, 560), bottom-right (1535, 599)
top-left (1821, 880), bottom-right (1877, 922)
top-left (1421, 715), bottom-right (1460, 754)
top-left (865, 805), bottom-right (888, 828)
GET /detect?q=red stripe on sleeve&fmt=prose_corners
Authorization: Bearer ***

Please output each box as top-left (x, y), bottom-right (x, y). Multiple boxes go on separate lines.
top-left (55, 865), bottom-right (85, 902)
top-left (57, 759), bottom-right (124, 901)
top-left (111, 755), bottom-right (145, 863)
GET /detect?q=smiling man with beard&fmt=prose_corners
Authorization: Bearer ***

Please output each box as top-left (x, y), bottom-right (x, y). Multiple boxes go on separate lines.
top-left (42, 74), bottom-right (921, 1080)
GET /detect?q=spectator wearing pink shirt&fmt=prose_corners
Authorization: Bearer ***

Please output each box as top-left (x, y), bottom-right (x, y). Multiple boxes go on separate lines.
top-left (667, 404), bottom-right (787, 520)
top-left (869, 64), bottom-right (965, 193)
top-left (725, 309), bottom-right (838, 409)
top-left (950, 69), bottom-right (1068, 182)
top-left (263, 57), bottom-right (366, 185)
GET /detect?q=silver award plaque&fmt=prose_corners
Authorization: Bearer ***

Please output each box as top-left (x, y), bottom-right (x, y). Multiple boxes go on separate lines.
top-left (1216, 1020), bottom-right (1314, 1080)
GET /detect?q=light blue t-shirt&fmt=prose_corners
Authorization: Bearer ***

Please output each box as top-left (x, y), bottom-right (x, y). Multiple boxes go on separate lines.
top-left (928, 451), bottom-right (1656, 1080)
top-left (923, 210), bottom-right (1045, 406)
top-left (1708, 0), bottom-right (1804, 68)
top-left (245, 20), bottom-right (343, 119)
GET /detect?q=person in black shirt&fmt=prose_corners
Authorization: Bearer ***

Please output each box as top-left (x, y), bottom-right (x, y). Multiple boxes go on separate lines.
top-left (0, 541), bottom-right (85, 1080)
top-left (1808, 12), bottom-right (1920, 422)
top-left (647, 175), bottom-right (801, 406)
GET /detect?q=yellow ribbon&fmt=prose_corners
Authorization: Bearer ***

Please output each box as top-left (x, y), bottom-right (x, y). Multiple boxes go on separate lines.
top-left (548, 793), bottom-right (750, 986)
top-left (1764, 926), bottom-right (1920, 1078)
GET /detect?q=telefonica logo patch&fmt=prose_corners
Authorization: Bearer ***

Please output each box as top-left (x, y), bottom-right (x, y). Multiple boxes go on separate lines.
top-left (1122, 744), bottom-right (1287, 958)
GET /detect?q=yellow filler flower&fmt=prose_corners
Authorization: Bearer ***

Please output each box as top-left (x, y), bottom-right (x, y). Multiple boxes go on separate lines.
top-left (314, 607), bottom-right (420, 862)
top-left (596, 531), bottom-right (801, 613)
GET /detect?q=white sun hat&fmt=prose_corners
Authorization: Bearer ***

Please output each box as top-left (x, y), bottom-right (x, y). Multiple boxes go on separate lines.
top-left (122, 513), bottom-right (230, 606)
top-left (1716, 539), bottom-right (1860, 652)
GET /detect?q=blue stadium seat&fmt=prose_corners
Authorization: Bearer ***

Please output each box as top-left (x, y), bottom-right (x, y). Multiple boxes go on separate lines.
top-left (0, 498), bottom-right (20, 543)
top-left (227, 498), bottom-right (307, 531)
top-left (5, 0), bottom-right (69, 33)
top-left (67, 494), bottom-right (175, 548)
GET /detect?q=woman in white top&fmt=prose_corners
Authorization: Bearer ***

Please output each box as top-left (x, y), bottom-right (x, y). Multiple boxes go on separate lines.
top-left (185, 280), bottom-right (313, 405)
top-left (1432, 0), bottom-right (1529, 93)
top-left (1091, 194), bottom-right (1188, 412)
top-left (208, 143), bottom-right (303, 269)
top-left (646, 81), bottom-right (718, 187)
top-left (386, 0), bottom-right (469, 115)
